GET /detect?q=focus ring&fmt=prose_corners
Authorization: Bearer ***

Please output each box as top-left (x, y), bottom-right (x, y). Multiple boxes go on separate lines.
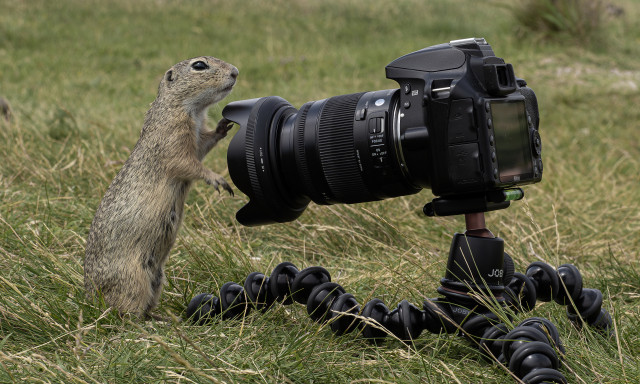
top-left (317, 92), bottom-right (373, 203)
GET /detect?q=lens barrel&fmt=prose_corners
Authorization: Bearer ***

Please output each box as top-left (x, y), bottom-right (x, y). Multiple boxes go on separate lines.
top-left (224, 90), bottom-right (420, 226)
top-left (282, 92), bottom-right (374, 204)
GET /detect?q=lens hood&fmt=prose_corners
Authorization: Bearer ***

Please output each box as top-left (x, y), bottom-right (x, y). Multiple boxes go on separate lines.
top-left (224, 97), bottom-right (310, 226)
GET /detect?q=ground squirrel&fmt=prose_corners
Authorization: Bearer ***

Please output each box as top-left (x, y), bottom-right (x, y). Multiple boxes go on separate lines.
top-left (84, 56), bottom-right (238, 318)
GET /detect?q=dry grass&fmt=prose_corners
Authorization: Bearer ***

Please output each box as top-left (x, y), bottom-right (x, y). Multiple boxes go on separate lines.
top-left (1, 0), bottom-right (639, 382)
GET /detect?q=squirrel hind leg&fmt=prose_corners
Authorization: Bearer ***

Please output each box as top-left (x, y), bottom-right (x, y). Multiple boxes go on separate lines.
top-left (98, 264), bottom-right (157, 318)
top-left (145, 268), bottom-right (166, 313)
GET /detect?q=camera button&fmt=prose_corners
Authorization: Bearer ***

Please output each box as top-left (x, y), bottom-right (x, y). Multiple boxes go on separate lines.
top-left (403, 101), bottom-right (411, 109)
top-left (531, 130), bottom-right (542, 156)
top-left (487, 118), bottom-right (492, 129)
top-left (491, 151), bottom-right (496, 163)
top-left (404, 83), bottom-right (412, 94)
top-left (368, 117), bottom-right (383, 134)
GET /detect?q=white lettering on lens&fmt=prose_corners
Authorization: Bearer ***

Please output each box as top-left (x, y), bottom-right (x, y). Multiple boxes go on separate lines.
top-left (259, 147), bottom-right (265, 172)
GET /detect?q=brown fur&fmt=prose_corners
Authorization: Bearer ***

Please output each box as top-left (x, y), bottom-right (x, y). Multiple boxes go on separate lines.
top-left (84, 56), bottom-right (238, 317)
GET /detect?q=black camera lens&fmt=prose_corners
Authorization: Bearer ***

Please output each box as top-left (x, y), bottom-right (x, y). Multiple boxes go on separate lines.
top-left (224, 90), bottom-right (420, 226)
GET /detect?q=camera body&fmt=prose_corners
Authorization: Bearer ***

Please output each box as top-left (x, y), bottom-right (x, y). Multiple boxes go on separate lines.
top-left (222, 38), bottom-right (542, 226)
top-left (385, 37), bottom-right (541, 198)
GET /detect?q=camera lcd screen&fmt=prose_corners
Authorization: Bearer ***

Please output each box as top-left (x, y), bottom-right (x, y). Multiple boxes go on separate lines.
top-left (491, 100), bottom-right (533, 183)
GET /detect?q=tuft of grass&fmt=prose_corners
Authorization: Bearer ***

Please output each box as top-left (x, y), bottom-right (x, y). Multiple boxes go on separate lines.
top-left (507, 0), bottom-right (613, 44)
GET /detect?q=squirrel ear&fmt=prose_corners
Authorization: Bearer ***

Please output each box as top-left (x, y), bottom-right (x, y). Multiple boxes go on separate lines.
top-left (165, 70), bottom-right (175, 82)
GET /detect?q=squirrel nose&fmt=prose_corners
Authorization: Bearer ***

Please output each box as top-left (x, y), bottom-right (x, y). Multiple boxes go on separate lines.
top-left (230, 67), bottom-right (239, 80)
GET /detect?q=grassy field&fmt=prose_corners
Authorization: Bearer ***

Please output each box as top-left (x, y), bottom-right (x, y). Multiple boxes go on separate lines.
top-left (1, 0), bottom-right (639, 382)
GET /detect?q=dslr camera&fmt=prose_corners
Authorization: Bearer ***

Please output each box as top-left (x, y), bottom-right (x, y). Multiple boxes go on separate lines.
top-left (223, 38), bottom-right (542, 226)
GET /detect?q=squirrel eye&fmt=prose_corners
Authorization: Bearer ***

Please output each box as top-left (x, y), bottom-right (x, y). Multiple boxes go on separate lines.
top-left (191, 61), bottom-right (209, 71)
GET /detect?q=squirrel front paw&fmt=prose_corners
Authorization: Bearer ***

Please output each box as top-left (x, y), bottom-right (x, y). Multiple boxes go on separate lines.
top-left (215, 117), bottom-right (235, 136)
top-left (204, 171), bottom-right (234, 196)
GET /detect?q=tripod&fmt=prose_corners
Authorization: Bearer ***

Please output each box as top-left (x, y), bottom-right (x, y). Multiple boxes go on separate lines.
top-left (187, 193), bottom-right (612, 384)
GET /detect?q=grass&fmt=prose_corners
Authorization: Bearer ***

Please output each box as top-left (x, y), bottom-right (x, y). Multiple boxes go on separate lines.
top-left (508, 0), bottom-right (611, 43)
top-left (1, 0), bottom-right (639, 382)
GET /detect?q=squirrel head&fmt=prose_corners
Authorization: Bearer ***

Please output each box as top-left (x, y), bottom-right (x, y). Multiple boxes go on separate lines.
top-left (157, 56), bottom-right (238, 117)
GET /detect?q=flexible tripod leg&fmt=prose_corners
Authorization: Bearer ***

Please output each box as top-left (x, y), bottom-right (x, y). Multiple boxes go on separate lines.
top-left (186, 212), bottom-right (610, 383)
